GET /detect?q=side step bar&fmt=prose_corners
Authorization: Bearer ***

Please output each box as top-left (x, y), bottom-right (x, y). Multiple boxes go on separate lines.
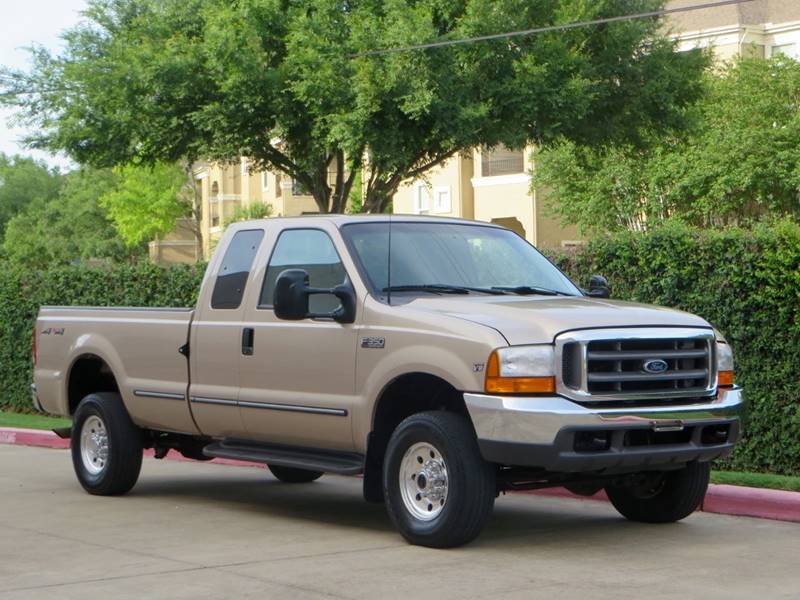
top-left (203, 439), bottom-right (364, 475)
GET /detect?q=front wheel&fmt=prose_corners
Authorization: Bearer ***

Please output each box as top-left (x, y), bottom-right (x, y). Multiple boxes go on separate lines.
top-left (605, 462), bottom-right (710, 523)
top-left (383, 411), bottom-right (495, 548)
top-left (71, 392), bottom-right (143, 495)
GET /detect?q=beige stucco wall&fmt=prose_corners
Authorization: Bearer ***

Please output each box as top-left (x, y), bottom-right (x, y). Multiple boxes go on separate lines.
top-left (393, 155), bottom-right (473, 218)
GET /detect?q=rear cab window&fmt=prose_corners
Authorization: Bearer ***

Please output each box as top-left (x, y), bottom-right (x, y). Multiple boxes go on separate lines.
top-left (211, 229), bottom-right (265, 309)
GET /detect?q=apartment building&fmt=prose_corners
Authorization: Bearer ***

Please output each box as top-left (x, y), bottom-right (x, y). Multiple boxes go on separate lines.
top-left (392, 147), bottom-right (582, 247)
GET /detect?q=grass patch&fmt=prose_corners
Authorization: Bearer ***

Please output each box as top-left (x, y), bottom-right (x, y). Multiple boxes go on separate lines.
top-left (711, 470), bottom-right (800, 493)
top-left (0, 410), bottom-right (71, 431)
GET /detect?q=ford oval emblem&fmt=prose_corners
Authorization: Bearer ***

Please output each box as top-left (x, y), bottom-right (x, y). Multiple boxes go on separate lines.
top-left (643, 359), bottom-right (669, 374)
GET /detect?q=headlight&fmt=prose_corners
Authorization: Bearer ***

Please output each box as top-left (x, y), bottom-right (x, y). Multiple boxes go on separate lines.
top-left (485, 345), bottom-right (555, 394)
top-left (716, 341), bottom-right (734, 387)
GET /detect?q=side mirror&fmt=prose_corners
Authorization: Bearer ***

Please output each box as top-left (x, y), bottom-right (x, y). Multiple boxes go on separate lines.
top-left (273, 269), bottom-right (357, 324)
top-left (273, 269), bottom-right (310, 320)
top-left (586, 275), bottom-right (610, 299)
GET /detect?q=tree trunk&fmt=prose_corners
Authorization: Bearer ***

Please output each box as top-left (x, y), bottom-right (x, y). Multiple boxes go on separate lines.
top-left (182, 163), bottom-right (203, 261)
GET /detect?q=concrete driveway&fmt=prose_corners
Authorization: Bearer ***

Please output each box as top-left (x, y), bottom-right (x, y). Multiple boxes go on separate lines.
top-left (1, 445), bottom-right (797, 600)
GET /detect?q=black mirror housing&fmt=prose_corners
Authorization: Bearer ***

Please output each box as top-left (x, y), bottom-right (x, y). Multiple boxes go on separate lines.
top-left (586, 275), bottom-right (610, 299)
top-left (273, 269), bottom-right (357, 324)
top-left (273, 269), bottom-right (311, 320)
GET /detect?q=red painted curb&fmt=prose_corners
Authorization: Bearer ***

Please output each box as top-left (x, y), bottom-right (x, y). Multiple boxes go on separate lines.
top-left (2, 427), bottom-right (799, 523)
top-left (702, 484), bottom-right (800, 523)
top-left (0, 427), bottom-right (69, 449)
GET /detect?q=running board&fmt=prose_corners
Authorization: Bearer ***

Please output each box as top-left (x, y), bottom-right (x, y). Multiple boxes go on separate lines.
top-left (203, 439), bottom-right (364, 475)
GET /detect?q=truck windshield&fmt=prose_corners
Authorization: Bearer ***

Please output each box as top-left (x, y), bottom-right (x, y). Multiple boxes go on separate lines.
top-left (341, 222), bottom-right (581, 300)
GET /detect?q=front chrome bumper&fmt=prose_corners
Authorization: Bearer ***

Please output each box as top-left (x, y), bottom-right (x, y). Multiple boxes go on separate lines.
top-left (464, 387), bottom-right (743, 473)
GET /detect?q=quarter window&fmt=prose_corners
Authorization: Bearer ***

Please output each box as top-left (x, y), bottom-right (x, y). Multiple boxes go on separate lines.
top-left (211, 229), bottom-right (265, 309)
top-left (260, 229), bottom-right (347, 313)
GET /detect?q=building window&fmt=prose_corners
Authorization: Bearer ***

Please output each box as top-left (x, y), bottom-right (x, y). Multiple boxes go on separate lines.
top-left (414, 182), bottom-right (431, 214)
top-left (292, 178), bottom-right (310, 196)
top-left (433, 186), bottom-right (451, 213)
top-left (771, 43), bottom-right (797, 58)
top-left (210, 181), bottom-right (220, 227)
top-left (481, 145), bottom-right (525, 177)
top-left (261, 171), bottom-right (269, 192)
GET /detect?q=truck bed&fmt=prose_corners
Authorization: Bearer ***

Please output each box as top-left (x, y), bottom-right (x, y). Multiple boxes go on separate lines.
top-left (35, 306), bottom-right (196, 434)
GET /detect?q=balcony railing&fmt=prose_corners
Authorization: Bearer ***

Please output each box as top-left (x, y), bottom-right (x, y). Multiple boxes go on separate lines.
top-left (481, 148), bottom-right (525, 177)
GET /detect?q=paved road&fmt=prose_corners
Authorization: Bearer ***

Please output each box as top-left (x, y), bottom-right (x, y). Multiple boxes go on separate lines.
top-left (1, 445), bottom-right (798, 600)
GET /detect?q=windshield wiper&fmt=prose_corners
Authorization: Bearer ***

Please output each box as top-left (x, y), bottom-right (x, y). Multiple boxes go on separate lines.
top-left (491, 285), bottom-right (574, 297)
top-left (383, 284), bottom-right (506, 296)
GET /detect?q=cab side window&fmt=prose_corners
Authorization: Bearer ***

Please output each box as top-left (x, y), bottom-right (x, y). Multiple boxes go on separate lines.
top-left (260, 229), bottom-right (346, 313)
top-left (211, 229), bottom-right (265, 309)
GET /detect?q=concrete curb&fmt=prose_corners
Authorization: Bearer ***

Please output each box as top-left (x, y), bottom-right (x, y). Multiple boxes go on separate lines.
top-left (3, 427), bottom-right (798, 524)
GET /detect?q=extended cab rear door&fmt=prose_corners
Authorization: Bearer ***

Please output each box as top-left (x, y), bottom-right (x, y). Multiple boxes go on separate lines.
top-left (188, 226), bottom-right (265, 438)
top-left (237, 222), bottom-right (360, 451)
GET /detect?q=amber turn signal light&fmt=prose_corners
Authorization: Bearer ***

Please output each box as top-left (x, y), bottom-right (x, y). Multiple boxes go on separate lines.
top-left (718, 370), bottom-right (734, 387)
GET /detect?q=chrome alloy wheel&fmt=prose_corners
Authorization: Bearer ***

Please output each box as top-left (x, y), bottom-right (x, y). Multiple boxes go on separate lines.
top-left (80, 415), bottom-right (109, 476)
top-left (399, 442), bottom-right (449, 521)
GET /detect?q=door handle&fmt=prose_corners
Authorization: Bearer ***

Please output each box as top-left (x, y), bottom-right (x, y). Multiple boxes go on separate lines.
top-left (241, 327), bottom-right (255, 356)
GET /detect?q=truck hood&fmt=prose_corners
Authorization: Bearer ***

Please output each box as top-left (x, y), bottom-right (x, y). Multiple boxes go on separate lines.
top-left (407, 295), bottom-right (711, 345)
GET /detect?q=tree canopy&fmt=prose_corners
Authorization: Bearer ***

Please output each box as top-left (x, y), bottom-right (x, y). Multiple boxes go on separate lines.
top-left (0, 153), bottom-right (62, 236)
top-left (100, 162), bottom-right (192, 249)
top-left (2, 168), bottom-right (135, 267)
top-left (2, 0), bottom-right (707, 213)
top-left (534, 56), bottom-right (800, 232)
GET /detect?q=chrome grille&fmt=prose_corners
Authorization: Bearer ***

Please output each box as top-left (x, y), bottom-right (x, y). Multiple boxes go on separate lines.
top-left (556, 328), bottom-right (716, 404)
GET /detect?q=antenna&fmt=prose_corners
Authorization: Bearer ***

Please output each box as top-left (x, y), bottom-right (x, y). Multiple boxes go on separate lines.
top-left (386, 214), bottom-right (393, 305)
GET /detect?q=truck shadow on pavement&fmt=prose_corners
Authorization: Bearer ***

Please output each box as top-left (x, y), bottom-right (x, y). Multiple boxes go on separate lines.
top-left (127, 467), bottom-right (681, 549)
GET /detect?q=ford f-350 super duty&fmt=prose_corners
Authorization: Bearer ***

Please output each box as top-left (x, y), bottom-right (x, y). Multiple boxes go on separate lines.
top-left (32, 215), bottom-right (742, 547)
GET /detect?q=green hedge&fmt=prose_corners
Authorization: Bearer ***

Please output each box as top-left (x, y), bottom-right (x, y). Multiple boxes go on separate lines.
top-left (2, 221), bottom-right (798, 475)
top-left (547, 220), bottom-right (800, 476)
top-left (0, 263), bottom-right (205, 414)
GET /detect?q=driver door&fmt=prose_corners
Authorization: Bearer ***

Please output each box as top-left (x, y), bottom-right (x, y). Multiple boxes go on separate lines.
top-left (238, 226), bottom-right (359, 451)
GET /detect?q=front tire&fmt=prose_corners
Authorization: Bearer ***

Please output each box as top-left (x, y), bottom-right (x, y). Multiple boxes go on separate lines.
top-left (268, 465), bottom-right (323, 483)
top-left (71, 392), bottom-right (143, 495)
top-left (383, 411), bottom-right (495, 548)
top-left (605, 462), bottom-right (710, 523)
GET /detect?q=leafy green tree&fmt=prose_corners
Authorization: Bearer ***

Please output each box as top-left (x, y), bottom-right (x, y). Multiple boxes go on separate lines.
top-left (223, 202), bottom-right (274, 227)
top-left (535, 56), bottom-right (800, 232)
top-left (2, 168), bottom-right (134, 267)
top-left (0, 153), bottom-right (62, 236)
top-left (100, 162), bottom-right (193, 249)
top-left (2, 0), bottom-right (706, 214)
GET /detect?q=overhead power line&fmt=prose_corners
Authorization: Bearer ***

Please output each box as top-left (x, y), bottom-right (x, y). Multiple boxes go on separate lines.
top-left (352, 0), bottom-right (755, 57)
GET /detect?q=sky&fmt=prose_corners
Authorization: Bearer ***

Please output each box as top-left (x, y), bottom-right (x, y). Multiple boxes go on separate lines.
top-left (0, 0), bottom-right (88, 170)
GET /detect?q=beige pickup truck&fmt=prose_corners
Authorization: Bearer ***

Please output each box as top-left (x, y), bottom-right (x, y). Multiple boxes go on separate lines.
top-left (32, 215), bottom-right (742, 547)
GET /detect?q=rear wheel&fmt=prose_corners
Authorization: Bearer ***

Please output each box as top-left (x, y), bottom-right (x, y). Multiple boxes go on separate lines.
top-left (268, 464), bottom-right (323, 483)
top-left (605, 462), bottom-right (710, 523)
top-left (71, 392), bottom-right (143, 495)
top-left (383, 411), bottom-right (495, 548)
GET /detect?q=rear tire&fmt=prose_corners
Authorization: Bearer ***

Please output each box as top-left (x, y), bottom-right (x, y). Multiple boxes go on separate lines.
top-left (383, 411), bottom-right (495, 548)
top-left (605, 462), bottom-right (710, 523)
top-left (71, 392), bottom-right (143, 495)
top-left (268, 464), bottom-right (323, 483)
